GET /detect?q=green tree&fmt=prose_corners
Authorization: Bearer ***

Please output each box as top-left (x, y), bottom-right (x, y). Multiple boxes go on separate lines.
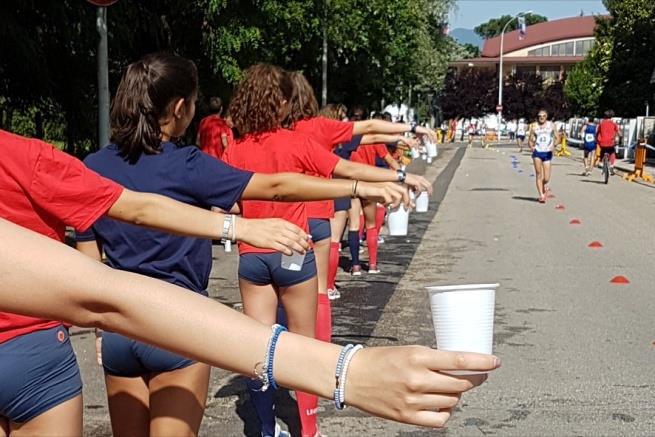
top-left (473, 13), bottom-right (548, 39)
top-left (564, 57), bottom-right (604, 116)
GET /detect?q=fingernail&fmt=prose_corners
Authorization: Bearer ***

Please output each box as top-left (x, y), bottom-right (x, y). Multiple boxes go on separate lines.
top-left (493, 357), bottom-right (502, 367)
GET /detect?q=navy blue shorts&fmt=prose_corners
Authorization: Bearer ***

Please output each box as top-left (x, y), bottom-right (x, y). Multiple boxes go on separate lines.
top-left (584, 143), bottom-right (597, 152)
top-left (334, 198), bottom-right (351, 212)
top-left (308, 218), bottom-right (331, 242)
top-left (532, 151), bottom-right (553, 162)
top-left (0, 326), bottom-right (82, 423)
top-left (102, 331), bottom-right (194, 377)
top-left (239, 251), bottom-right (316, 287)
top-left (517, 134), bottom-right (526, 141)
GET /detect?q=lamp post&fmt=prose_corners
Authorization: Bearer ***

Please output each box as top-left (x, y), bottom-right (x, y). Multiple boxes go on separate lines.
top-left (497, 10), bottom-right (532, 142)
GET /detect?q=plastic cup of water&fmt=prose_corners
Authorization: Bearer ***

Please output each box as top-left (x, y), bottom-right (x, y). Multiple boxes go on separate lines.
top-left (426, 283), bottom-right (498, 374)
top-left (281, 250), bottom-right (306, 271)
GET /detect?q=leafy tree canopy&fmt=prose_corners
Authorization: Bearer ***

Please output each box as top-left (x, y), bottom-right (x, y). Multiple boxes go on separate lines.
top-left (473, 13), bottom-right (548, 39)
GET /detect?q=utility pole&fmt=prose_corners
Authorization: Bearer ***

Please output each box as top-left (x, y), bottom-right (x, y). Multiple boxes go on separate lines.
top-left (321, 0), bottom-right (328, 107)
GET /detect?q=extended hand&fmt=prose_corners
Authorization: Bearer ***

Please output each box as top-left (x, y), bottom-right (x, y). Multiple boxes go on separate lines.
top-left (237, 218), bottom-right (310, 255)
top-left (415, 126), bottom-right (438, 144)
top-left (345, 346), bottom-right (500, 428)
top-left (405, 173), bottom-right (433, 195)
top-left (357, 181), bottom-right (410, 208)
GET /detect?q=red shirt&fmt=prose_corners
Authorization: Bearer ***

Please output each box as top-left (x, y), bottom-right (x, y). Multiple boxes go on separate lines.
top-left (0, 130), bottom-right (123, 343)
top-left (351, 143), bottom-right (389, 166)
top-left (197, 115), bottom-right (234, 159)
top-left (293, 117), bottom-right (354, 219)
top-left (223, 129), bottom-right (340, 254)
top-left (597, 119), bottom-right (619, 147)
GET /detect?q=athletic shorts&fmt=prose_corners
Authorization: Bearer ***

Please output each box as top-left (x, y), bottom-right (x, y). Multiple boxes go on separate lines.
top-left (599, 146), bottom-right (615, 157)
top-left (239, 251), bottom-right (316, 287)
top-left (0, 326), bottom-right (82, 423)
top-left (308, 218), bottom-right (331, 242)
top-left (584, 143), bottom-right (597, 152)
top-left (102, 331), bottom-right (194, 377)
top-left (334, 197), bottom-right (351, 212)
top-left (532, 151), bottom-right (553, 162)
top-left (517, 134), bottom-right (526, 141)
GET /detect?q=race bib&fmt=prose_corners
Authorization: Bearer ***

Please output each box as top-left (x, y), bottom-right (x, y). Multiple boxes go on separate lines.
top-left (536, 134), bottom-right (551, 148)
top-left (585, 133), bottom-right (595, 142)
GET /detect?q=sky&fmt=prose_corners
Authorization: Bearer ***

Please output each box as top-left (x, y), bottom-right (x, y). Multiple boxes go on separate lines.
top-left (449, 0), bottom-right (608, 29)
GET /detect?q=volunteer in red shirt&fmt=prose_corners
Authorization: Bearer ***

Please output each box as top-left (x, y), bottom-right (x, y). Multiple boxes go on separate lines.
top-left (225, 64), bottom-right (421, 437)
top-left (349, 127), bottom-right (401, 276)
top-left (196, 96), bottom-right (234, 159)
top-left (596, 109), bottom-right (620, 174)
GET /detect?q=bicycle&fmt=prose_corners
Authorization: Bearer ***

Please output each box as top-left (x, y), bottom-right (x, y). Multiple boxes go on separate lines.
top-left (602, 152), bottom-right (610, 184)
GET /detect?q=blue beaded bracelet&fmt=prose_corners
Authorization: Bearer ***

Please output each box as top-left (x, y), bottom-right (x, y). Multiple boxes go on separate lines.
top-left (334, 344), bottom-right (354, 410)
top-left (264, 324), bottom-right (287, 391)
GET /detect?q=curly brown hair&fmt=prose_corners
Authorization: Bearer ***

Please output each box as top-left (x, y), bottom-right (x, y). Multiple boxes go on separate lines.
top-left (319, 103), bottom-right (347, 121)
top-left (283, 71), bottom-right (319, 128)
top-left (229, 64), bottom-right (293, 136)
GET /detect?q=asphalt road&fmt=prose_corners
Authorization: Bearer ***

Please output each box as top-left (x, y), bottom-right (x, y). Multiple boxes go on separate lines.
top-left (75, 144), bottom-right (655, 436)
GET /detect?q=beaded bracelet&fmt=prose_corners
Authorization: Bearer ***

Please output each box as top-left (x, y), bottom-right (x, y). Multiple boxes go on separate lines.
top-left (264, 324), bottom-right (287, 391)
top-left (338, 345), bottom-right (364, 408)
top-left (253, 324), bottom-right (287, 392)
top-left (333, 344), bottom-right (354, 409)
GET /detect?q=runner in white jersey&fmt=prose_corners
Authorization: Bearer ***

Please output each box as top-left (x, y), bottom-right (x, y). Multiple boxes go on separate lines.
top-left (528, 110), bottom-right (561, 203)
top-left (516, 119), bottom-right (527, 152)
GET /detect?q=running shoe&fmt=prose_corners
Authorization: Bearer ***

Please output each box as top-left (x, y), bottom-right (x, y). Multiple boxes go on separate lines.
top-left (377, 235), bottom-right (385, 244)
top-left (368, 264), bottom-right (381, 274)
top-left (538, 196), bottom-right (546, 204)
top-left (264, 423), bottom-right (290, 437)
top-left (327, 288), bottom-right (341, 300)
top-left (351, 265), bottom-right (362, 276)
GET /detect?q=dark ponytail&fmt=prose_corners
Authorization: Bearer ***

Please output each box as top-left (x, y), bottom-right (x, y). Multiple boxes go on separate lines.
top-left (110, 52), bottom-right (198, 164)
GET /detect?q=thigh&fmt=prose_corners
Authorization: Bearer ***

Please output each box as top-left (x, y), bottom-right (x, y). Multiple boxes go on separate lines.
top-left (240, 278), bottom-right (278, 325)
top-left (543, 160), bottom-right (552, 178)
top-left (11, 394), bottom-right (82, 437)
top-left (149, 363), bottom-right (211, 437)
top-left (533, 157), bottom-right (543, 173)
top-left (279, 277), bottom-right (319, 339)
top-left (105, 374), bottom-right (150, 437)
top-left (0, 418), bottom-right (7, 437)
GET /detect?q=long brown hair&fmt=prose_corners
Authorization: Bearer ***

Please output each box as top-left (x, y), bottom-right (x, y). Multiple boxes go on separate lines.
top-left (283, 71), bottom-right (319, 127)
top-left (229, 64), bottom-right (293, 136)
top-left (110, 52), bottom-right (198, 163)
top-left (319, 103), bottom-right (347, 121)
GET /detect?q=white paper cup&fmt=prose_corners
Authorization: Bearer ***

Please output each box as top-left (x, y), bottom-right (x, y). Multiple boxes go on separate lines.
top-left (415, 191), bottom-right (429, 213)
top-left (281, 250), bottom-right (306, 271)
top-left (411, 148), bottom-right (420, 159)
top-left (426, 283), bottom-right (498, 374)
top-left (387, 205), bottom-right (409, 236)
top-left (427, 142), bottom-right (438, 158)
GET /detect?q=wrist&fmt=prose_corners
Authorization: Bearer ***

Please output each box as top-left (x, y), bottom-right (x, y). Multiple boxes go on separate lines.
top-left (234, 217), bottom-right (247, 243)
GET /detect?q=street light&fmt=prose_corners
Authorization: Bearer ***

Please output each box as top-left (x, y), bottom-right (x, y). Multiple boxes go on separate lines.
top-left (497, 10), bottom-right (532, 142)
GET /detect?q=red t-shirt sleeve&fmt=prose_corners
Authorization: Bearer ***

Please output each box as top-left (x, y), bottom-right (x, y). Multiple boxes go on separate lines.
top-left (317, 117), bottom-right (354, 149)
top-left (297, 136), bottom-right (340, 177)
top-left (28, 144), bottom-right (124, 232)
top-left (375, 144), bottom-right (389, 159)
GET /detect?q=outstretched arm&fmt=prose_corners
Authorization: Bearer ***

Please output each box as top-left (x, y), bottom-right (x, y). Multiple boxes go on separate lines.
top-left (353, 120), bottom-right (437, 143)
top-left (333, 159), bottom-right (432, 194)
top-left (0, 217), bottom-right (500, 428)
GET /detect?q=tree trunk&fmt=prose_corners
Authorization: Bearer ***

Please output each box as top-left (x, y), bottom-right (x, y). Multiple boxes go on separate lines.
top-left (34, 110), bottom-right (44, 139)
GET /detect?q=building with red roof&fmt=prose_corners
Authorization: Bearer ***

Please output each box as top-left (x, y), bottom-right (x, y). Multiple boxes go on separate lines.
top-left (450, 16), bottom-right (600, 81)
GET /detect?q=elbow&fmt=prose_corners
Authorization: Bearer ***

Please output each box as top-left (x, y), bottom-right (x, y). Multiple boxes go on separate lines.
top-left (268, 174), bottom-right (293, 202)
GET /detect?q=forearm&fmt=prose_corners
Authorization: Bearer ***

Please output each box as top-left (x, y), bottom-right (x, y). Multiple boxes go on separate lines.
top-left (353, 120), bottom-right (411, 136)
top-left (107, 190), bottom-right (224, 240)
top-left (242, 173), bottom-right (358, 201)
top-left (0, 218), bottom-right (339, 398)
top-left (334, 160), bottom-right (399, 182)
top-left (360, 134), bottom-right (404, 145)
top-left (384, 155), bottom-right (400, 171)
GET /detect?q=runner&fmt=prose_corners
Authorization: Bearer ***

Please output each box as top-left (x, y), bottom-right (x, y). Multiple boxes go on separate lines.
top-left (516, 118), bottom-right (527, 152)
top-left (528, 110), bottom-right (561, 203)
top-left (580, 117), bottom-right (597, 176)
top-left (596, 110), bottom-right (620, 176)
top-left (196, 96), bottom-right (233, 159)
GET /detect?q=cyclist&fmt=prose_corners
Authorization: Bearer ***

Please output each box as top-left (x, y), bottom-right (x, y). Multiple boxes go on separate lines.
top-left (528, 110), bottom-right (561, 203)
top-left (596, 110), bottom-right (620, 176)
